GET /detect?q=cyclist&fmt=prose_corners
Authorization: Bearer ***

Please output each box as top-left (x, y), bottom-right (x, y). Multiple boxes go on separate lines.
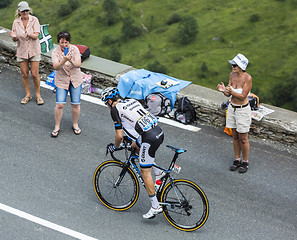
top-left (101, 87), bottom-right (165, 219)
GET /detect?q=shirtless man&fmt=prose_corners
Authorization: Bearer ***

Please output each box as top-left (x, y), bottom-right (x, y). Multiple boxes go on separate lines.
top-left (217, 53), bottom-right (252, 173)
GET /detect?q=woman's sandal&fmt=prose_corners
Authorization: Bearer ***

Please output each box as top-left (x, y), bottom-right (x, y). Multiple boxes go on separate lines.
top-left (21, 96), bottom-right (32, 104)
top-left (36, 96), bottom-right (44, 105)
top-left (72, 127), bottom-right (82, 135)
top-left (51, 129), bottom-right (60, 138)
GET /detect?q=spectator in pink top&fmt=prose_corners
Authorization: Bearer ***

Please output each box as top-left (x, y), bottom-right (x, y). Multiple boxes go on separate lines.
top-left (9, 1), bottom-right (44, 105)
top-left (50, 31), bottom-right (83, 138)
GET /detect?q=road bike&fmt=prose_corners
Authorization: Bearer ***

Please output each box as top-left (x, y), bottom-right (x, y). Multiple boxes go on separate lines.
top-left (93, 141), bottom-right (209, 232)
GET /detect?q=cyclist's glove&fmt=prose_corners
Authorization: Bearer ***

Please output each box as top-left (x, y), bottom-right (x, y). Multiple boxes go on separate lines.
top-left (106, 143), bottom-right (117, 155)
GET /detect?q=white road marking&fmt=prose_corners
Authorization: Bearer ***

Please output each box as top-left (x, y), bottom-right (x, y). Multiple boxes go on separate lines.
top-left (0, 203), bottom-right (98, 240)
top-left (41, 81), bottom-right (201, 132)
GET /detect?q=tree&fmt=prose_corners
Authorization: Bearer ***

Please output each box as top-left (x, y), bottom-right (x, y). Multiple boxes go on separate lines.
top-left (177, 16), bottom-right (199, 44)
top-left (58, 0), bottom-right (80, 17)
top-left (103, 0), bottom-right (120, 25)
top-left (68, 0), bottom-right (80, 10)
top-left (121, 16), bottom-right (142, 40)
top-left (271, 70), bottom-right (297, 111)
top-left (147, 61), bottom-right (167, 74)
top-left (0, 0), bottom-right (11, 8)
top-left (167, 13), bottom-right (182, 25)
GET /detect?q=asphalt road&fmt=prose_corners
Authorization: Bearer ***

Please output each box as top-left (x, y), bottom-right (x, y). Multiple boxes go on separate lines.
top-left (0, 64), bottom-right (296, 240)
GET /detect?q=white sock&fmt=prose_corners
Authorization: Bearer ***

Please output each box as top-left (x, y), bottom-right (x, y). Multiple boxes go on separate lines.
top-left (149, 194), bottom-right (159, 209)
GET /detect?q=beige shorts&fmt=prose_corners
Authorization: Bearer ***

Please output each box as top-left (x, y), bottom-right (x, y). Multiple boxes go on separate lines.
top-left (17, 54), bottom-right (41, 62)
top-left (226, 103), bottom-right (252, 133)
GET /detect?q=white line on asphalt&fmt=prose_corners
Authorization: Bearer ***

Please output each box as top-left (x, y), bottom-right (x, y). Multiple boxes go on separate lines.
top-left (0, 203), bottom-right (98, 240)
top-left (40, 81), bottom-right (201, 132)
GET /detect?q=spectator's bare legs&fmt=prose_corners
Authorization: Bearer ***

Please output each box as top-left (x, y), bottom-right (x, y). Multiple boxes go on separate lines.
top-left (238, 132), bottom-right (249, 161)
top-left (19, 61), bottom-right (31, 98)
top-left (54, 103), bottom-right (65, 132)
top-left (71, 104), bottom-right (80, 130)
top-left (232, 129), bottom-right (250, 160)
top-left (30, 61), bottom-right (41, 98)
top-left (232, 129), bottom-right (241, 159)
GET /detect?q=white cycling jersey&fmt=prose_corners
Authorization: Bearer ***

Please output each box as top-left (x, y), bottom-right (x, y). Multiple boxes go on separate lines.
top-left (111, 98), bottom-right (158, 140)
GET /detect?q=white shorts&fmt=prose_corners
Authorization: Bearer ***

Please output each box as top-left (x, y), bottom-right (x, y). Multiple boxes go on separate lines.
top-left (226, 103), bottom-right (252, 133)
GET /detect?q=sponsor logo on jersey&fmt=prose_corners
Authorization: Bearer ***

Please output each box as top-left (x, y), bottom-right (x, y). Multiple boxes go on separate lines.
top-left (141, 145), bottom-right (146, 162)
top-left (120, 114), bottom-right (134, 123)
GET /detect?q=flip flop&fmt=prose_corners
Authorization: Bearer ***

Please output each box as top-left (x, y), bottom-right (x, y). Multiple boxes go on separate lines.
top-left (21, 96), bottom-right (32, 104)
top-left (51, 129), bottom-right (60, 138)
top-left (72, 127), bottom-right (82, 135)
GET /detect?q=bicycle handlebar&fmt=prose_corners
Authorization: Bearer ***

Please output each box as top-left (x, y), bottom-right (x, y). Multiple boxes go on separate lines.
top-left (107, 142), bottom-right (134, 162)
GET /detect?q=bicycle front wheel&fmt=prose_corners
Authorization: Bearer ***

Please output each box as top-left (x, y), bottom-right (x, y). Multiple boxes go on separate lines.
top-left (93, 160), bottom-right (139, 211)
top-left (160, 179), bottom-right (209, 231)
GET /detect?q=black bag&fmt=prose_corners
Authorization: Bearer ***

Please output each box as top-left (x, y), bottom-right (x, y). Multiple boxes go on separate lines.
top-left (144, 92), bottom-right (171, 117)
top-left (248, 93), bottom-right (259, 111)
top-left (174, 96), bottom-right (196, 124)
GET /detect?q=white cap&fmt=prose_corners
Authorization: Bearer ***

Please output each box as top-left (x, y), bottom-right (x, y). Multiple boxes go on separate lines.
top-left (18, 1), bottom-right (30, 12)
top-left (228, 53), bottom-right (249, 71)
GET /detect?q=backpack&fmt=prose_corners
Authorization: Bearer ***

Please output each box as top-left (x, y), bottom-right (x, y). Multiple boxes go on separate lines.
top-left (144, 92), bottom-right (171, 117)
top-left (74, 45), bottom-right (91, 62)
top-left (174, 96), bottom-right (196, 124)
top-left (248, 93), bottom-right (259, 110)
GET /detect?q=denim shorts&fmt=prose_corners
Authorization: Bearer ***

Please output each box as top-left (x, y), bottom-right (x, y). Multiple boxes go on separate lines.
top-left (56, 82), bottom-right (82, 105)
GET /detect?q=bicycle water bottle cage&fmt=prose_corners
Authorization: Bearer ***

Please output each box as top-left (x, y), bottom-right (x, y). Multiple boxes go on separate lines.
top-left (166, 145), bottom-right (187, 154)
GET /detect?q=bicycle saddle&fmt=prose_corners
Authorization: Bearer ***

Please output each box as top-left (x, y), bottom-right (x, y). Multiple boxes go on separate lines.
top-left (166, 145), bottom-right (187, 154)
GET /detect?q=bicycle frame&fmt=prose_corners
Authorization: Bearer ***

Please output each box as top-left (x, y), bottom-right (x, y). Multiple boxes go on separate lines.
top-left (110, 144), bottom-right (187, 203)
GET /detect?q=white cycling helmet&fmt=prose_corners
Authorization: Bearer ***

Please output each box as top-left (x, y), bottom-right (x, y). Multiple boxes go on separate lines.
top-left (101, 87), bottom-right (119, 103)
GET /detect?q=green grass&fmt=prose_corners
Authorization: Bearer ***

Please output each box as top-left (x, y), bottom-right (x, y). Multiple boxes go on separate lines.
top-left (1, 0), bottom-right (297, 111)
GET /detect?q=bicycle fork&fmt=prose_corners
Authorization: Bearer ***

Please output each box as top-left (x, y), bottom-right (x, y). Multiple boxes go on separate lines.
top-left (160, 178), bottom-right (193, 216)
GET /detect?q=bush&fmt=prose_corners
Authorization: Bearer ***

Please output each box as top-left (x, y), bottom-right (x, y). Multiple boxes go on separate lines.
top-left (101, 35), bottom-right (117, 46)
top-left (58, 4), bottom-right (72, 17)
top-left (167, 13), bottom-right (182, 25)
top-left (177, 16), bottom-right (199, 44)
top-left (58, 0), bottom-right (80, 17)
top-left (68, 0), bottom-right (80, 10)
top-left (0, 0), bottom-right (12, 8)
top-left (147, 60), bottom-right (167, 74)
top-left (249, 14), bottom-right (260, 23)
top-left (103, 0), bottom-right (120, 25)
top-left (121, 16), bottom-right (142, 40)
top-left (289, 0), bottom-right (297, 8)
top-left (201, 62), bottom-right (208, 72)
top-left (109, 47), bottom-right (121, 62)
top-left (271, 70), bottom-right (297, 110)
top-left (144, 44), bottom-right (154, 59)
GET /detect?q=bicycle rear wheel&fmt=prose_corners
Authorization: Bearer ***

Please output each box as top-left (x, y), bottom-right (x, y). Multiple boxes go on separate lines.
top-left (93, 160), bottom-right (139, 211)
top-left (160, 179), bottom-right (209, 231)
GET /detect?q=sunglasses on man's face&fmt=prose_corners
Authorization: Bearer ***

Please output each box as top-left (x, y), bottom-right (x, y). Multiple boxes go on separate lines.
top-left (232, 64), bottom-right (238, 68)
